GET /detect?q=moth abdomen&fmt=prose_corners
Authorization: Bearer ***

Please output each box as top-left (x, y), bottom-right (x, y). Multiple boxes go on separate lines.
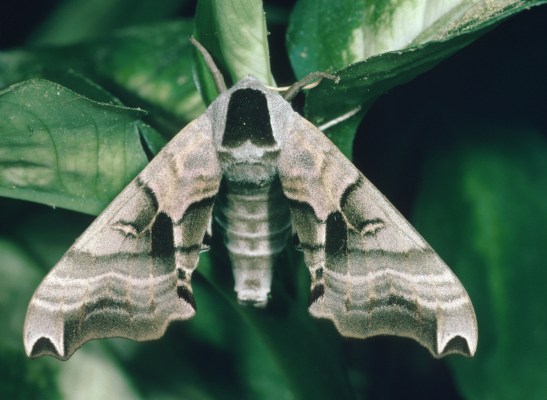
top-left (213, 177), bottom-right (291, 306)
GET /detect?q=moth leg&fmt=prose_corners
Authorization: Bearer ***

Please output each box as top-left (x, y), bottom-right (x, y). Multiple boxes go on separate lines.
top-left (317, 106), bottom-right (362, 132)
top-left (282, 71), bottom-right (339, 101)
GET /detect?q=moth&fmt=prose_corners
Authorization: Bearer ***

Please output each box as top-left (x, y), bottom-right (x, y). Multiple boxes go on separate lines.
top-left (24, 39), bottom-right (477, 361)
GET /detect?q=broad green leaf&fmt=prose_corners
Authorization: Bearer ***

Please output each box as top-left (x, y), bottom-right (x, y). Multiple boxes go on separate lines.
top-left (0, 79), bottom-right (163, 215)
top-left (289, 0), bottom-right (547, 75)
top-left (0, 239), bottom-right (43, 350)
top-left (28, 0), bottom-right (188, 46)
top-left (0, 346), bottom-right (60, 400)
top-left (288, 0), bottom-right (547, 156)
top-left (193, 0), bottom-right (275, 103)
top-left (0, 21), bottom-right (202, 134)
top-left (59, 346), bottom-right (143, 400)
top-left (0, 238), bottom-right (60, 399)
top-left (413, 127), bottom-right (547, 400)
top-left (89, 22), bottom-right (203, 132)
top-left (11, 207), bottom-right (94, 271)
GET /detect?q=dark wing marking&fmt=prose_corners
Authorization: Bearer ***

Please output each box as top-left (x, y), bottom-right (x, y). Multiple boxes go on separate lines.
top-left (278, 116), bottom-right (477, 357)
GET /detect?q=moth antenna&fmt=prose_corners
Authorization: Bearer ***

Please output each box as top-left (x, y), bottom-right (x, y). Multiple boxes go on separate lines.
top-left (282, 71), bottom-right (339, 101)
top-left (190, 36), bottom-right (228, 93)
top-left (266, 80), bottom-right (325, 92)
top-left (318, 106), bottom-right (362, 131)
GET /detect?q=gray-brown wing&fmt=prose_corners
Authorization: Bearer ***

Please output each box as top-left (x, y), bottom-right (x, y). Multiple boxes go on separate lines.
top-left (24, 114), bottom-right (221, 360)
top-left (278, 116), bottom-right (477, 357)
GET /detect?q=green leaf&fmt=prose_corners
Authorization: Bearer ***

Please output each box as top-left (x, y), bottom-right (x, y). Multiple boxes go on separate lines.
top-left (193, 0), bottom-right (275, 103)
top-left (413, 127), bottom-right (547, 399)
top-left (28, 0), bottom-right (189, 46)
top-left (12, 208), bottom-right (94, 270)
top-left (0, 238), bottom-right (61, 399)
top-left (289, 0), bottom-right (547, 75)
top-left (0, 79), bottom-right (163, 215)
top-left (89, 22), bottom-right (204, 131)
top-left (58, 346), bottom-right (144, 400)
top-left (0, 21), bottom-right (202, 134)
top-left (288, 0), bottom-right (547, 156)
top-left (0, 239), bottom-right (43, 350)
top-left (0, 346), bottom-right (61, 400)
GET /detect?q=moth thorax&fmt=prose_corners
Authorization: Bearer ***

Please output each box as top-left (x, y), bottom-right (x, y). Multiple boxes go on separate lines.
top-left (217, 145), bottom-right (281, 185)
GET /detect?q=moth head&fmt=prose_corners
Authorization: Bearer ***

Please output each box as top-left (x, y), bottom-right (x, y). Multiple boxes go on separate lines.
top-left (207, 76), bottom-right (295, 184)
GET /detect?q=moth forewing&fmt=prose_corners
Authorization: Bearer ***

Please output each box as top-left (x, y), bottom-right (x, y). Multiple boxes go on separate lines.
top-left (24, 75), bottom-right (477, 360)
top-left (277, 116), bottom-right (478, 358)
top-left (24, 115), bottom-right (221, 360)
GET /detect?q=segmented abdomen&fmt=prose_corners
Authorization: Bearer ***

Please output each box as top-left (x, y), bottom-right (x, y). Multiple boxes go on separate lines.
top-left (213, 177), bottom-right (291, 305)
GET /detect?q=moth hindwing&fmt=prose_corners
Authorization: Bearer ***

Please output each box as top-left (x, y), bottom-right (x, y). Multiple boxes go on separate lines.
top-left (24, 76), bottom-right (477, 360)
